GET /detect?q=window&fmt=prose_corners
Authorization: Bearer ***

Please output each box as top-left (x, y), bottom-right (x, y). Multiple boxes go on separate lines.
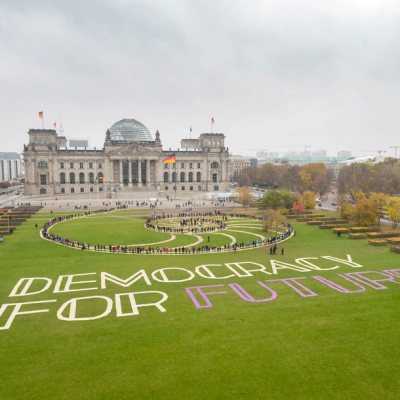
top-left (198, 186), bottom-right (201, 191)
top-left (34, 137), bottom-right (38, 143)
top-left (60, 162), bottom-right (64, 169)
top-left (40, 188), bottom-right (46, 194)
top-left (80, 163), bottom-right (84, 169)
top-left (98, 172), bottom-right (104, 184)
top-left (181, 163), bottom-right (184, 168)
top-left (182, 186), bottom-right (185, 191)
top-left (196, 172), bottom-right (201, 182)
top-left (80, 188), bottom-right (84, 193)
top-left (197, 163), bottom-right (200, 168)
top-left (79, 172), bottom-right (85, 184)
top-left (70, 173), bottom-right (75, 184)
top-left (61, 188), bottom-right (65, 194)
top-left (165, 186), bottom-right (168, 190)
top-left (70, 163), bottom-right (74, 169)
top-left (190, 186), bottom-right (193, 191)
top-left (211, 162), bottom-right (219, 169)
top-left (40, 137), bottom-right (44, 144)
top-left (189, 163), bottom-right (193, 168)
top-left (60, 173), bottom-right (65, 184)
top-left (214, 186), bottom-right (219, 191)
top-left (90, 187), bottom-right (93, 192)
top-left (164, 164), bottom-right (168, 169)
top-left (99, 187), bottom-right (103, 192)
top-left (71, 188), bottom-right (75, 193)
top-left (172, 172), bottom-right (176, 183)
top-left (89, 163), bottom-right (93, 169)
top-left (188, 172), bottom-right (193, 182)
top-left (46, 137), bottom-right (50, 143)
top-left (164, 172), bottom-right (168, 183)
top-left (89, 172), bottom-right (94, 184)
top-left (212, 173), bottom-right (217, 183)
top-left (40, 174), bottom-right (46, 185)
top-left (172, 164), bottom-right (175, 169)
top-left (98, 163), bottom-right (102, 169)
top-left (38, 161), bottom-right (48, 169)
top-left (180, 172), bottom-right (185, 182)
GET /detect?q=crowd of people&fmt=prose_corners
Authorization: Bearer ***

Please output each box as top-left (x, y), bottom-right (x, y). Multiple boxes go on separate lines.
top-left (41, 209), bottom-right (294, 255)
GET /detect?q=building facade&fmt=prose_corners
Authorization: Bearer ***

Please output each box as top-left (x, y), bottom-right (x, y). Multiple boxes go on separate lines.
top-left (0, 152), bottom-right (23, 182)
top-left (23, 119), bottom-right (230, 197)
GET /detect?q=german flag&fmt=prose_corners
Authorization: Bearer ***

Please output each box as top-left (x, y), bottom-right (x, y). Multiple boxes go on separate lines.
top-left (164, 154), bottom-right (176, 164)
top-left (99, 174), bottom-right (105, 180)
top-left (39, 111), bottom-right (43, 119)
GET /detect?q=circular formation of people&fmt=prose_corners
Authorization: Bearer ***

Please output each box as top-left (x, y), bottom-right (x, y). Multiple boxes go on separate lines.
top-left (41, 207), bottom-right (294, 255)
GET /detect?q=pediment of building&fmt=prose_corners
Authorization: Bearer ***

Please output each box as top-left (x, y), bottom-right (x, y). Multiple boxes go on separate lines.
top-left (108, 143), bottom-right (161, 158)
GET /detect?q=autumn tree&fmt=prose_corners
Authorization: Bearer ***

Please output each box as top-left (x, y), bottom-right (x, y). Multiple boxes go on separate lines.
top-left (387, 197), bottom-right (400, 229)
top-left (336, 195), bottom-right (354, 220)
top-left (263, 190), bottom-right (282, 210)
top-left (262, 209), bottom-right (284, 238)
top-left (292, 194), bottom-right (304, 216)
top-left (302, 191), bottom-right (317, 209)
top-left (299, 163), bottom-right (326, 188)
top-left (351, 191), bottom-right (377, 226)
top-left (369, 192), bottom-right (389, 226)
top-left (311, 174), bottom-right (330, 199)
top-left (236, 187), bottom-right (253, 209)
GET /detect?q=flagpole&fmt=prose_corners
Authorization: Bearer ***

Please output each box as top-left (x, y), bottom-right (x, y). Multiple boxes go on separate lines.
top-left (175, 158), bottom-right (177, 200)
top-left (211, 118), bottom-right (212, 134)
top-left (42, 114), bottom-right (44, 129)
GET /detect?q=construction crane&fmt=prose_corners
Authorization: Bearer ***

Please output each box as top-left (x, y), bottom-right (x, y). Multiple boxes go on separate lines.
top-left (244, 148), bottom-right (267, 158)
top-left (390, 146), bottom-right (400, 159)
top-left (362, 150), bottom-right (387, 157)
top-left (283, 144), bottom-right (311, 157)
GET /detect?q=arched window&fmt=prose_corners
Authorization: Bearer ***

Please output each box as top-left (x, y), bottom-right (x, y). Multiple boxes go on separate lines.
top-left (196, 172), bottom-right (201, 182)
top-left (180, 172), bottom-right (185, 182)
top-left (98, 172), bottom-right (104, 184)
top-left (172, 172), bottom-right (176, 183)
top-left (211, 162), bottom-right (218, 169)
top-left (188, 172), bottom-right (193, 183)
top-left (45, 137), bottom-right (50, 143)
top-left (70, 173), bottom-right (75, 184)
top-left (164, 172), bottom-right (168, 183)
top-left (40, 137), bottom-right (44, 144)
top-left (89, 172), bottom-right (94, 184)
top-left (38, 161), bottom-right (48, 169)
top-left (34, 137), bottom-right (38, 143)
top-left (79, 172), bottom-right (85, 184)
top-left (60, 173), bottom-right (65, 184)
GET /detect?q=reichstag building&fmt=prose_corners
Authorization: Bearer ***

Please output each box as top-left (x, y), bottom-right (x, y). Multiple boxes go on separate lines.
top-left (23, 119), bottom-right (230, 197)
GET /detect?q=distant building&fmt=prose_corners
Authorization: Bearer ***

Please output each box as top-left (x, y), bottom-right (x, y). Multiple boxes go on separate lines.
top-left (69, 139), bottom-right (89, 148)
top-left (338, 150), bottom-right (351, 158)
top-left (0, 152), bottom-right (23, 182)
top-left (299, 150), bottom-right (312, 157)
top-left (229, 155), bottom-right (257, 180)
top-left (312, 149), bottom-right (327, 158)
top-left (257, 151), bottom-right (279, 159)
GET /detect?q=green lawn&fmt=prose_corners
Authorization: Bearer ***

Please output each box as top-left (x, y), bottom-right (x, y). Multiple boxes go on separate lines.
top-left (0, 211), bottom-right (399, 399)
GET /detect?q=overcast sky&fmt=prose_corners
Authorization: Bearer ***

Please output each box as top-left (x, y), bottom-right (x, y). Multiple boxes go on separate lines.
top-left (1, 0), bottom-right (400, 158)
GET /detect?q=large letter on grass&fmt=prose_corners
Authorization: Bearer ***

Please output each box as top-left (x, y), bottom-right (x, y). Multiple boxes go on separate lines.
top-left (343, 271), bottom-right (400, 290)
top-left (115, 291), bottom-right (168, 316)
top-left (0, 300), bottom-right (56, 330)
top-left (321, 255), bottom-right (363, 269)
top-left (312, 275), bottom-right (366, 293)
top-left (265, 278), bottom-right (318, 297)
top-left (228, 282), bottom-right (277, 302)
top-left (269, 261), bottom-right (310, 275)
top-left (295, 258), bottom-right (339, 271)
top-left (9, 278), bottom-right (52, 297)
top-left (224, 262), bottom-right (271, 277)
top-left (100, 271), bottom-right (151, 289)
top-left (185, 285), bottom-right (228, 308)
top-left (54, 273), bottom-right (97, 293)
top-left (57, 296), bottom-right (112, 321)
top-left (195, 264), bottom-right (235, 279)
top-left (152, 268), bottom-right (195, 283)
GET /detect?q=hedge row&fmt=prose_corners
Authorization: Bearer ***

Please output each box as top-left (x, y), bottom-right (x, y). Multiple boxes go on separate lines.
top-left (307, 221), bottom-right (324, 225)
top-left (349, 227), bottom-right (380, 233)
top-left (386, 238), bottom-right (400, 244)
top-left (349, 233), bottom-right (367, 239)
top-left (368, 240), bottom-right (387, 246)
top-left (319, 225), bottom-right (335, 229)
top-left (333, 228), bottom-right (349, 233)
top-left (366, 232), bottom-right (400, 239)
top-left (390, 246), bottom-right (400, 254)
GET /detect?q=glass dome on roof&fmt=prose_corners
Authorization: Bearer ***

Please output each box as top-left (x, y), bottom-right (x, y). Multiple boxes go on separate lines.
top-left (109, 119), bottom-right (152, 142)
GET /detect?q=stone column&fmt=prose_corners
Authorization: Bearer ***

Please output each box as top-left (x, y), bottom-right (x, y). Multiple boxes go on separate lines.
top-left (146, 160), bottom-right (150, 186)
top-left (221, 158), bottom-right (224, 183)
top-left (138, 159), bottom-right (142, 187)
top-left (128, 159), bottom-right (132, 187)
top-left (119, 160), bottom-right (123, 185)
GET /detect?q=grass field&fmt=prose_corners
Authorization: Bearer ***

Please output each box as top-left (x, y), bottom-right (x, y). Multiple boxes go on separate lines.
top-left (0, 209), bottom-right (400, 399)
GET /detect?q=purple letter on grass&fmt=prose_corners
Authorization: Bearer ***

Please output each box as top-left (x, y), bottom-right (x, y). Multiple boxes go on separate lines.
top-left (312, 275), bottom-right (366, 293)
top-left (228, 282), bottom-right (277, 302)
top-left (344, 271), bottom-right (400, 290)
top-left (265, 277), bottom-right (318, 297)
top-left (185, 285), bottom-right (228, 308)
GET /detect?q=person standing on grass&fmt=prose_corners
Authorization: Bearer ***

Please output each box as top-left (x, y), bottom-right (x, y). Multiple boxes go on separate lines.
top-left (281, 248), bottom-right (284, 255)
